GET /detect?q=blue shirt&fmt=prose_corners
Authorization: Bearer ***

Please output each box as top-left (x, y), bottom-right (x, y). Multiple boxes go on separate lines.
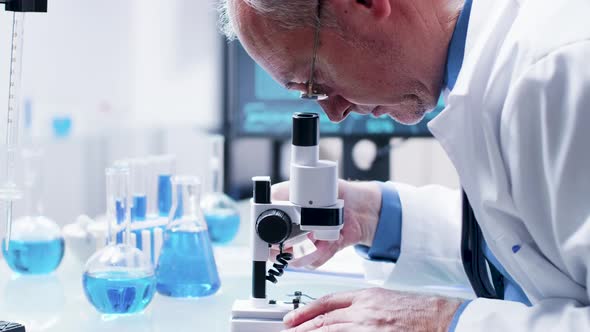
top-left (356, 0), bottom-right (531, 329)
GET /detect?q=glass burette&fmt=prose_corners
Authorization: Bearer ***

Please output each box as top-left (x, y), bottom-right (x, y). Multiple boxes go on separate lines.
top-left (1, 12), bottom-right (26, 251)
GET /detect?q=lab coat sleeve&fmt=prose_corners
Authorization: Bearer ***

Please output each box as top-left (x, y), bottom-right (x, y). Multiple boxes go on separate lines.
top-left (355, 182), bottom-right (403, 262)
top-left (456, 42), bottom-right (590, 331)
top-left (384, 182), bottom-right (471, 289)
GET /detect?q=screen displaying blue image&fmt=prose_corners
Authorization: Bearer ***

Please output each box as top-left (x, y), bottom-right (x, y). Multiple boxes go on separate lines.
top-left (229, 42), bottom-right (443, 138)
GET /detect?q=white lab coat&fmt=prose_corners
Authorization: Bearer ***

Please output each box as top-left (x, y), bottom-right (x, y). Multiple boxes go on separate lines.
top-left (383, 0), bottom-right (590, 330)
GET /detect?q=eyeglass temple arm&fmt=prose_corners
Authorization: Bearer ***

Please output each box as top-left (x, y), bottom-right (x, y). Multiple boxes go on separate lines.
top-left (307, 0), bottom-right (322, 95)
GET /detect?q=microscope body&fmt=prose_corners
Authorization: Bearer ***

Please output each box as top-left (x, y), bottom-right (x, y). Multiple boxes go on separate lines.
top-left (250, 177), bottom-right (344, 299)
top-left (231, 113), bottom-right (345, 332)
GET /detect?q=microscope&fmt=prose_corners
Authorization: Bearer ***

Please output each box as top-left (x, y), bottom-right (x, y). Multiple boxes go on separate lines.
top-left (231, 113), bottom-right (345, 332)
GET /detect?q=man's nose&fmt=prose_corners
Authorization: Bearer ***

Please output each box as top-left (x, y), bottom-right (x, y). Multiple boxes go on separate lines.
top-left (318, 95), bottom-right (353, 123)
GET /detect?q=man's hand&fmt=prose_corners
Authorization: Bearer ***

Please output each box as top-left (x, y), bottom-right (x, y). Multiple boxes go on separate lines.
top-left (271, 180), bottom-right (382, 269)
top-left (282, 288), bottom-right (462, 332)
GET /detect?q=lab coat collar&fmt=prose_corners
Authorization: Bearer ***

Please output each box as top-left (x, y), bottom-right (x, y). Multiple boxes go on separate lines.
top-left (429, 0), bottom-right (515, 141)
top-left (443, 0), bottom-right (473, 91)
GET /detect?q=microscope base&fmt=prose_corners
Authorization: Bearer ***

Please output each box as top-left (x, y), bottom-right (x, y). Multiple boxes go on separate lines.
top-left (230, 299), bottom-right (294, 332)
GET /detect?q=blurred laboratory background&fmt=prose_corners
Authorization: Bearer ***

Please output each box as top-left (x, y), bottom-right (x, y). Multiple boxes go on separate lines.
top-left (0, 0), bottom-right (458, 232)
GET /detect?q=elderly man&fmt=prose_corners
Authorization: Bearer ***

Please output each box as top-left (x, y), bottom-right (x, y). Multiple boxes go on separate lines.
top-left (220, 0), bottom-right (590, 331)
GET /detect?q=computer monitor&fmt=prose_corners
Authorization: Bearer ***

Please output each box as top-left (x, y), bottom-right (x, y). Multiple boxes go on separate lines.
top-left (226, 41), bottom-right (444, 139)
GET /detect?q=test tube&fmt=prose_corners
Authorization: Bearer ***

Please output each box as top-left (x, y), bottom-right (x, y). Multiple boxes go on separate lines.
top-left (155, 155), bottom-right (176, 217)
top-left (130, 159), bottom-right (148, 222)
top-left (145, 156), bottom-right (159, 220)
top-left (107, 162), bottom-right (132, 246)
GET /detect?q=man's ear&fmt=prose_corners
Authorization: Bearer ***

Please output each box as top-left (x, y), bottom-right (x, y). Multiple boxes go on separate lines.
top-left (330, 0), bottom-right (391, 20)
top-left (354, 0), bottom-right (391, 19)
top-left (329, 0), bottom-right (391, 32)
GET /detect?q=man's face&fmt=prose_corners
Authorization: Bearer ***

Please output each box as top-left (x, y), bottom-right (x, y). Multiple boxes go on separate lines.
top-left (233, 1), bottom-right (448, 124)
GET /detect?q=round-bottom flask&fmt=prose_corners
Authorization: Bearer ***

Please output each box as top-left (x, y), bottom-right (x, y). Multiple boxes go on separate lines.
top-left (83, 244), bottom-right (156, 314)
top-left (2, 148), bottom-right (65, 275)
top-left (2, 215), bottom-right (64, 275)
top-left (201, 192), bottom-right (240, 244)
top-left (82, 165), bottom-right (156, 315)
top-left (156, 176), bottom-right (221, 297)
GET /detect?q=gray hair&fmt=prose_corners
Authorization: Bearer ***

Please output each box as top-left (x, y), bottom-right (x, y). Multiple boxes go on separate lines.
top-left (218, 0), bottom-right (337, 40)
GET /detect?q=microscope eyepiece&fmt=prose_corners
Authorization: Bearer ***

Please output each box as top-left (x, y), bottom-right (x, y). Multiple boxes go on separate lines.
top-left (292, 113), bottom-right (319, 147)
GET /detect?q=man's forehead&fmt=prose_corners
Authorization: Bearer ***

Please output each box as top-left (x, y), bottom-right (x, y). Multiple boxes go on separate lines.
top-left (258, 50), bottom-right (302, 86)
top-left (235, 1), bottom-right (310, 85)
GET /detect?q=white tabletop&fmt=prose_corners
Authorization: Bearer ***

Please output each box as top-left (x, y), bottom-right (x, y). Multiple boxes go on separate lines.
top-left (0, 200), bottom-right (472, 331)
top-left (0, 245), bottom-right (372, 332)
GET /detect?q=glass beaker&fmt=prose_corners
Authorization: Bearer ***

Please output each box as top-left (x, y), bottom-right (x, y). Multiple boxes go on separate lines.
top-left (201, 135), bottom-right (240, 244)
top-left (82, 166), bottom-right (156, 315)
top-left (155, 176), bottom-right (220, 297)
top-left (2, 148), bottom-right (64, 275)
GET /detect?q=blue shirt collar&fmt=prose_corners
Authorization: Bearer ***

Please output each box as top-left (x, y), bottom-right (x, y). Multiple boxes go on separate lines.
top-left (443, 0), bottom-right (473, 91)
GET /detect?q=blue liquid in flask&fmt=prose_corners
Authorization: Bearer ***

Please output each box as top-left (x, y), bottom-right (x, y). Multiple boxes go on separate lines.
top-left (156, 230), bottom-right (220, 297)
top-left (2, 238), bottom-right (65, 275)
top-left (83, 271), bottom-right (156, 314)
top-left (204, 210), bottom-right (240, 244)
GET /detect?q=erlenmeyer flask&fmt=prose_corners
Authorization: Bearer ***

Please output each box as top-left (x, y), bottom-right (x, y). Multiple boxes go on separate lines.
top-left (201, 136), bottom-right (240, 244)
top-left (155, 176), bottom-right (220, 297)
top-left (82, 166), bottom-right (156, 314)
top-left (2, 148), bottom-right (64, 275)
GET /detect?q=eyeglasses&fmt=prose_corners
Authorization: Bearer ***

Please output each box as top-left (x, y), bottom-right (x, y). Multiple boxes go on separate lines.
top-left (300, 0), bottom-right (329, 101)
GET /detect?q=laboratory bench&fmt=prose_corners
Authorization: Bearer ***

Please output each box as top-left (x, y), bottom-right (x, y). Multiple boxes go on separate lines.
top-left (0, 200), bottom-right (472, 332)
top-left (0, 200), bottom-right (374, 332)
top-left (0, 245), bottom-right (371, 332)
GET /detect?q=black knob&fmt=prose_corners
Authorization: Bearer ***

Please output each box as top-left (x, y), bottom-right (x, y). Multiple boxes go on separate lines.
top-left (256, 209), bottom-right (292, 244)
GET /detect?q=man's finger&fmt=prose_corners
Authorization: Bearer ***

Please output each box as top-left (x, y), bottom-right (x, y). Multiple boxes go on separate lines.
top-left (271, 181), bottom-right (290, 200)
top-left (283, 323), bottom-right (356, 332)
top-left (290, 239), bottom-right (339, 268)
top-left (283, 291), bottom-right (356, 328)
top-left (281, 308), bottom-right (353, 332)
top-left (289, 245), bottom-right (325, 267)
top-left (307, 241), bottom-right (340, 269)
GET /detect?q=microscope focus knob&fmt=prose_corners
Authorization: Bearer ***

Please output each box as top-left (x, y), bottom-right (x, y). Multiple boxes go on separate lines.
top-left (256, 209), bottom-right (292, 245)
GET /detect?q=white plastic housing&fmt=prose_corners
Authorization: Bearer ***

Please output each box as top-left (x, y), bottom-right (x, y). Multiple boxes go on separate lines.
top-left (290, 160), bottom-right (338, 207)
top-left (291, 145), bottom-right (319, 166)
